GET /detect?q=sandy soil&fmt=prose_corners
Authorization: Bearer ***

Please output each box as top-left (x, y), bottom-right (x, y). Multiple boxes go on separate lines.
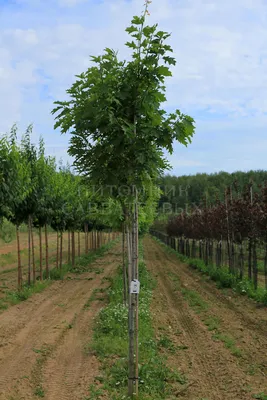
top-left (144, 236), bottom-right (267, 400)
top-left (0, 246), bottom-right (121, 400)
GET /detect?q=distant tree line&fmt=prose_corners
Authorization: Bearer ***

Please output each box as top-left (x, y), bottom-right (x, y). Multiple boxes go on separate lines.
top-left (158, 170), bottom-right (267, 213)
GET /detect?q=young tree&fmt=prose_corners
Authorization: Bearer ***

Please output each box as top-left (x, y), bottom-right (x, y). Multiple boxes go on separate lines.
top-left (52, 2), bottom-right (195, 396)
top-left (1, 128), bottom-right (32, 289)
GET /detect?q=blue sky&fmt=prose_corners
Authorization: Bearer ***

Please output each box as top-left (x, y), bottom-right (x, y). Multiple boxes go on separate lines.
top-left (0, 0), bottom-right (267, 175)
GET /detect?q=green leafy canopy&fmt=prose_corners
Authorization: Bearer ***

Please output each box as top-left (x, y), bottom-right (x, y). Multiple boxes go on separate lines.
top-left (52, 1), bottom-right (195, 194)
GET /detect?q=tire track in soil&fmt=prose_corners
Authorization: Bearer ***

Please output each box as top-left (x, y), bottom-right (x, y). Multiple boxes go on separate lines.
top-left (144, 237), bottom-right (259, 400)
top-left (157, 241), bottom-right (267, 381)
top-left (0, 246), bottom-right (121, 400)
top-left (161, 241), bottom-right (267, 337)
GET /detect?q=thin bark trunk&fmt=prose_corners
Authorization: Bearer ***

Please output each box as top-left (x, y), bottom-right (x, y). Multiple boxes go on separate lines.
top-left (39, 226), bottom-right (43, 281)
top-left (128, 186), bottom-right (139, 398)
top-left (78, 231), bottom-right (81, 257)
top-left (72, 231), bottom-right (75, 267)
top-left (127, 211), bottom-right (134, 397)
top-left (126, 224), bottom-right (132, 288)
top-left (17, 225), bottom-right (22, 290)
top-left (85, 223), bottom-right (88, 254)
top-left (135, 192), bottom-right (139, 399)
top-left (60, 231), bottom-right (63, 272)
top-left (248, 238), bottom-right (252, 280)
top-left (30, 217), bottom-right (36, 283)
top-left (68, 230), bottom-right (71, 263)
top-left (239, 242), bottom-right (244, 280)
top-left (45, 224), bottom-right (49, 279)
top-left (253, 239), bottom-right (258, 290)
top-left (56, 231), bottom-right (59, 269)
top-left (28, 216), bottom-right (31, 286)
top-left (264, 239), bottom-right (267, 290)
top-left (122, 223), bottom-right (127, 306)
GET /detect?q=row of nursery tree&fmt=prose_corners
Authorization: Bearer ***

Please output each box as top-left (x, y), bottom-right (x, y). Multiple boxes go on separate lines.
top-left (166, 182), bottom-right (267, 290)
top-left (0, 125), bottom-right (163, 291)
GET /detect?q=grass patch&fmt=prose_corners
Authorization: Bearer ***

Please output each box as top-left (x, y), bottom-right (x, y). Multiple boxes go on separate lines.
top-left (152, 236), bottom-right (267, 306)
top-left (34, 385), bottom-right (45, 398)
top-left (87, 242), bottom-right (187, 399)
top-left (44, 239), bottom-right (118, 281)
top-left (1, 281), bottom-right (51, 309)
top-left (204, 316), bottom-right (221, 331)
top-left (84, 288), bottom-right (108, 309)
top-left (212, 333), bottom-right (242, 357)
top-left (253, 393), bottom-right (267, 400)
top-left (181, 288), bottom-right (209, 314)
top-left (167, 271), bottom-right (180, 291)
top-left (157, 335), bottom-right (176, 354)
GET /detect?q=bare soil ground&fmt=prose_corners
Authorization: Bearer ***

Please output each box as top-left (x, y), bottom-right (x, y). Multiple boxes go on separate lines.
top-left (144, 236), bottom-right (267, 400)
top-left (0, 245), bottom-right (121, 400)
top-left (0, 232), bottom-right (109, 299)
top-left (1, 236), bottom-right (267, 400)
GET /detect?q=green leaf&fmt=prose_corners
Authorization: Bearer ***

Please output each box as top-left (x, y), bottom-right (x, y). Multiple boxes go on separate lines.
top-left (131, 16), bottom-right (144, 25)
top-left (125, 41), bottom-right (138, 49)
top-left (143, 26), bottom-right (155, 37)
top-left (125, 26), bottom-right (138, 34)
top-left (163, 56), bottom-right (176, 66)
top-left (157, 66), bottom-right (172, 77)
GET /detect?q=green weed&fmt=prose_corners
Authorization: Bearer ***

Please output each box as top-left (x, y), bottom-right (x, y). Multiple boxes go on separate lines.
top-left (212, 333), bottom-right (242, 357)
top-left (253, 394), bottom-right (267, 400)
top-left (204, 316), bottom-right (221, 332)
top-left (181, 288), bottom-right (209, 313)
top-left (157, 335), bottom-right (176, 353)
top-left (5, 281), bottom-right (50, 305)
top-left (34, 386), bottom-right (45, 398)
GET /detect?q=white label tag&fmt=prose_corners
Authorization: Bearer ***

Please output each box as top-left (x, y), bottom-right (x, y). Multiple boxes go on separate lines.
top-left (130, 279), bottom-right (140, 294)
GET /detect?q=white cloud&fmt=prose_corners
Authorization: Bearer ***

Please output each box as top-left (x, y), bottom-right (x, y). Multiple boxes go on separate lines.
top-left (1, 0), bottom-right (267, 172)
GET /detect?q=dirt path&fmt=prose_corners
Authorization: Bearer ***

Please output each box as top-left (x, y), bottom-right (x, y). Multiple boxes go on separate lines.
top-left (144, 236), bottom-right (267, 400)
top-left (0, 246), bottom-right (121, 400)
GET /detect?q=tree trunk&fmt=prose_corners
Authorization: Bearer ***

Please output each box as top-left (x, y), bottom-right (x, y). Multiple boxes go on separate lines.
top-left (56, 231), bottom-right (59, 269)
top-left (128, 187), bottom-right (139, 398)
top-left (252, 240), bottom-right (258, 290)
top-left (221, 241), bottom-right (223, 266)
top-left (60, 231), bottom-right (63, 272)
top-left (264, 239), bottom-right (267, 290)
top-left (45, 224), bottom-right (49, 279)
top-left (30, 217), bottom-right (36, 283)
top-left (126, 224), bottom-right (132, 288)
top-left (127, 211), bottom-right (134, 397)
top-left (16, 225), bottom-right (22, 290)
top-left (68, 230), bottom-right (71, 263)
top-left (78, 231), bottom-right (81, 257)
top-left (39, 226), bottom-right (43, 281)
top-left (85, 223), bottom-right (88, 254)
top-left (28, 216), bottom-right (31, 286)
top-left (205, 240), bottom-right (209, 266)
top-left (239, 242), bottom-right (244, 280)
top-left (231, 242), bottom-right (235, 274)
top-left (122, 223), bottom-right (127, 306)
top-left (134, 194), bottom-right (139, 399)
top-left (248, 238), bottom-right (252, 280)
top-left (72, 231), bottom-right (75, 267)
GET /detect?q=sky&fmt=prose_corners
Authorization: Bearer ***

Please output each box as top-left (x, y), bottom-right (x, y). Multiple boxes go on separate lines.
top-left (0, 0), bottom-right (267, 176)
